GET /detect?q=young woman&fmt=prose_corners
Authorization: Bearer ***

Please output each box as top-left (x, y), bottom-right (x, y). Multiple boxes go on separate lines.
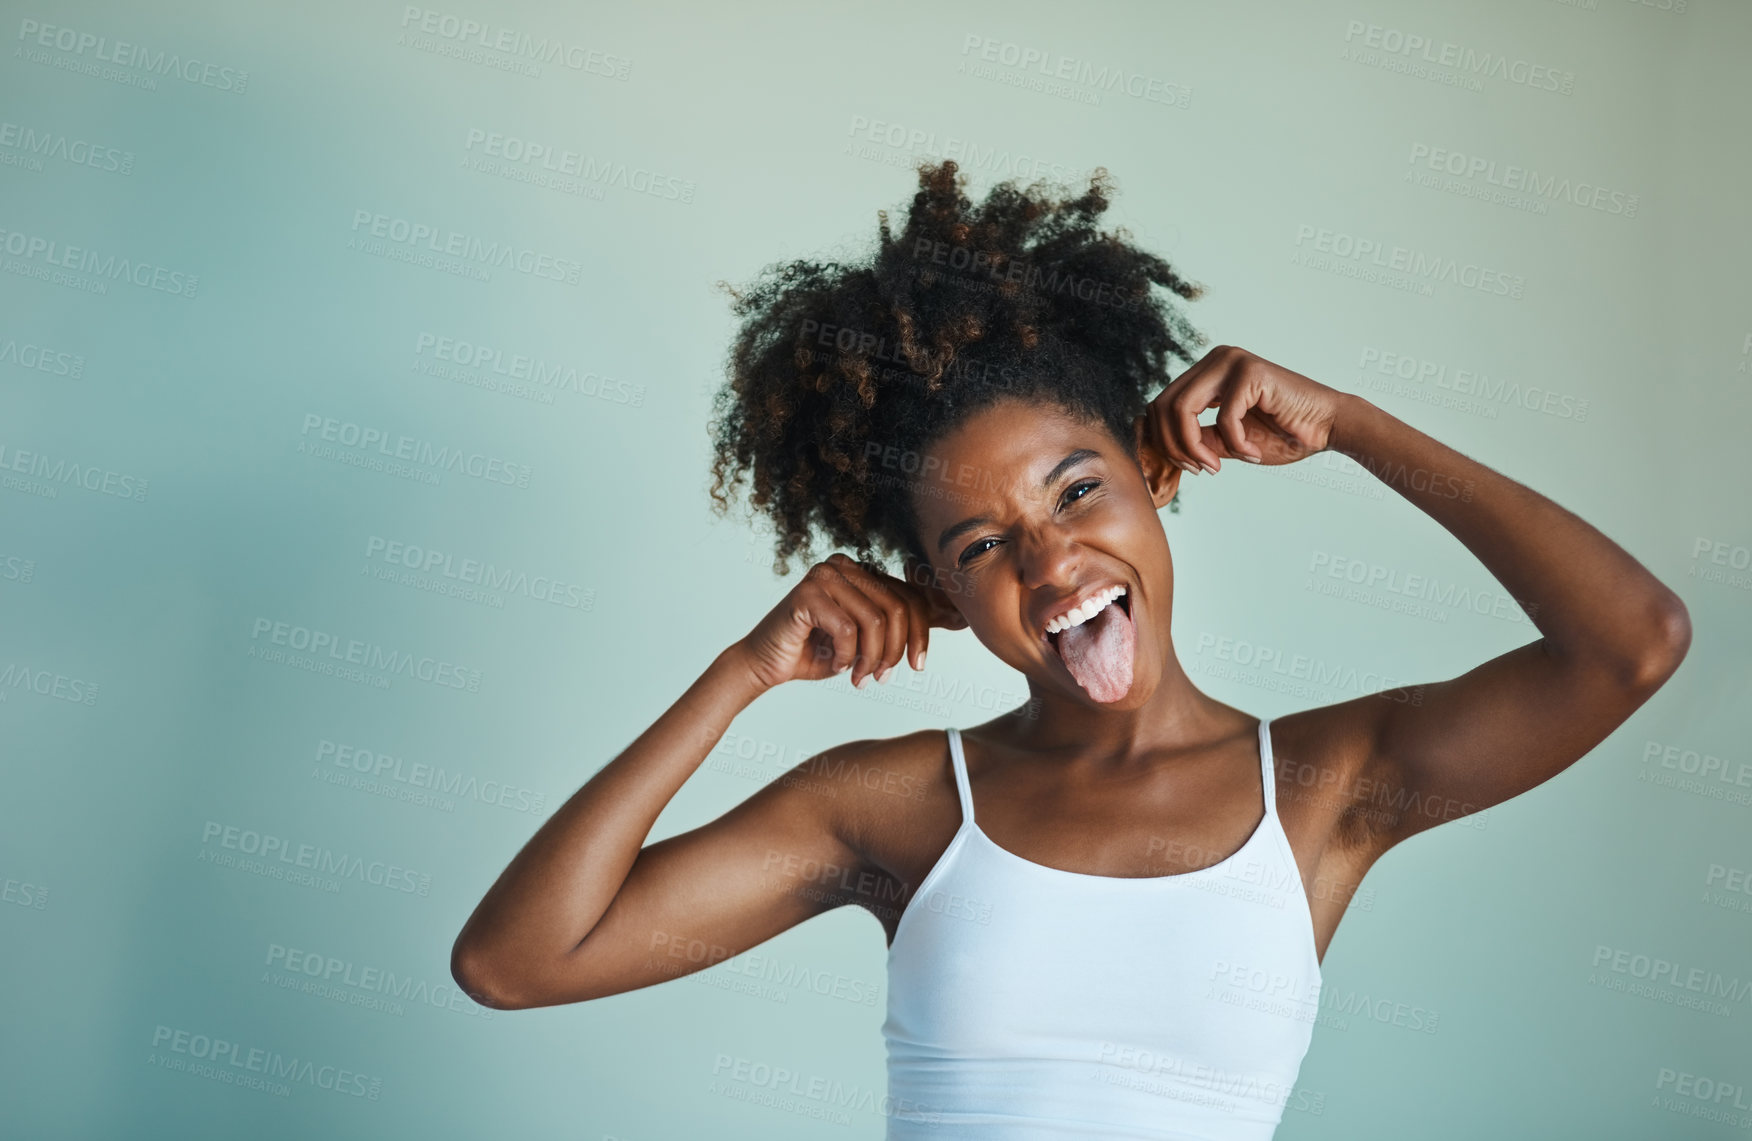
top-left (450, 162), bottom-right (1691, 1139)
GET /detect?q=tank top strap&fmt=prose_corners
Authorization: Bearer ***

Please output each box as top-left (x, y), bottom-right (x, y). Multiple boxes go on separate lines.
top-left (1257, 716), bottom-right (1278, 818)
top-left (945, 727), bottom-right (976, 825)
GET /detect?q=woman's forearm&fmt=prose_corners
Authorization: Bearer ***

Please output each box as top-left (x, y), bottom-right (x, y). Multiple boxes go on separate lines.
top-left (1324, 393), bottom-right (1687, 678)
top-left (451, 644), bottom-right (768, 983)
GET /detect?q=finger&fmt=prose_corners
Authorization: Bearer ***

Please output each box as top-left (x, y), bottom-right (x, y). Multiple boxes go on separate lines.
top-left (816, 587), bottom-right (881, 681)
top-left (901, 567), bottom-right (954, 660)
top-left (1170, 359), bottom-right (1234, 473)
top-left (863, 566), bottom-right (917, 676)
top-left (800, 561), bottom-right (864, 675)
top-left (816, 559), bottom-right (889, 685)
top-left (878, 580), bottom-right (929, 673)
top-left (1149, 359), bottom-right (1212, 475)
top-left (897, 562), bottom-right (944, 664)
top-left (831, 556), bottom-right (913, 680)
top-left (1157, 347), bottom-right (1236, 473)
top-left (884, 565), bottom-right (932, 670)
top-left (1214, 374), bottom-right (1261, 463)
top-left (1142, 407), bottom-right (1187, 479)
top-left (795, 596), bottom-right (859, 676)
top-left (896, 580), bottom-right (932, 670)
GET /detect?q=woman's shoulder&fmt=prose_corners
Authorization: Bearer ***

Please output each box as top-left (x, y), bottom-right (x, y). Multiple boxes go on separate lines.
top-left (790, 729), bottom-right (966, 913)
top-left (793, 728), bottom-right (953, 808)
top-left (1266, 704), bottom-right (1391, 856)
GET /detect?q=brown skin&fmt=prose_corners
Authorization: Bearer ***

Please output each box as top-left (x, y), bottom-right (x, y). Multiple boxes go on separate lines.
top-left (450, 345), bottom-right (1691, 1010)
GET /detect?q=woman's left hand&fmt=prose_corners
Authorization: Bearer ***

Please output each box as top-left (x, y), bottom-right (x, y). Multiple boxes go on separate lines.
top-left (1140, 345), bottom-right (1350, 474)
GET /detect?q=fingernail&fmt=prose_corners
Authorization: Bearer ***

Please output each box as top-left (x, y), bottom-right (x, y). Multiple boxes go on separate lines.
top-left (877, 666), bottom-right (892, 684)
top-left (1242, 454), bottom-right (1260, 464)
top-left (1200, 461), bottom-right (1217, 474)
top-left (917, 651), bottom-right (928, 670)
top-left (854, 672), bottom-right (869, 689)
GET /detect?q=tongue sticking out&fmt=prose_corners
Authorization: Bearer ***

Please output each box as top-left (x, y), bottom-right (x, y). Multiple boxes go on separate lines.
top-left (1055, 597), bottom-right (1135, 703)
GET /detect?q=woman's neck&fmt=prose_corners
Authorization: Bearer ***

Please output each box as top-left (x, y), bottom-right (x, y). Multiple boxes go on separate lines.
top-left (983, 653), bottom-right (1242, 765)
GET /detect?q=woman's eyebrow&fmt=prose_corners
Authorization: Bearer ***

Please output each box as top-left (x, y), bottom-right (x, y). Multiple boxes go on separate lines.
top-left (934, 447), bottom-right (1102, 554)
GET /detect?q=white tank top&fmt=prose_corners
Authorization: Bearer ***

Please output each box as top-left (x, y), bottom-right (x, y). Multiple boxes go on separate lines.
top-left (881, 718), bottom-right (1322, 1140)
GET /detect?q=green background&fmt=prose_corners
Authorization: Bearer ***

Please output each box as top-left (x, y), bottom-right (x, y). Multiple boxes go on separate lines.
top-left (3, 0), bottom-right (1749, 1137)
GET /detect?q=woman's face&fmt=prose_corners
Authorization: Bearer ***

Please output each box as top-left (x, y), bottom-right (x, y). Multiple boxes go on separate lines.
top-left (906, 396), bottom-right (1183, 709)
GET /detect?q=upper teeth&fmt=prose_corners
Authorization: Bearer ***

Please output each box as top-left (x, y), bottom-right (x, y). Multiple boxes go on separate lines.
top-left (1045, 585), bottom-right (1126, 635)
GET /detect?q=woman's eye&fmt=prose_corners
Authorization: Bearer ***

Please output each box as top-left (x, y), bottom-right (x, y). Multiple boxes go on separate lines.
top-left (1062, 479), bottom-right (1102, 506)
top-left (958, 537), bottom-right (1000, 566)
top-left (958, 481), bottom-right (1102, 565)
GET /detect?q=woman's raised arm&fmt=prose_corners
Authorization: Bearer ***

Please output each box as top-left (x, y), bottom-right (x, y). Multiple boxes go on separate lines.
top-left (1147, 345), bottom-right (1690, 855)
top-left (449, 555), bottom-right (947, 1010)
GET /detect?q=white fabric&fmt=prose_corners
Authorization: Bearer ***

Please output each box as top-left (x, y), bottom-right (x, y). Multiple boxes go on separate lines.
top-left (882, 718), bottom-right (1322, 1139)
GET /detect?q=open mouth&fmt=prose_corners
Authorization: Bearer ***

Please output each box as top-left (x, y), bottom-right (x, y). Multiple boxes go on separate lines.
top-left (1045, 588), bottom-right (1131, 657)
top-left (1043, 584), bottom-right (1136, 703)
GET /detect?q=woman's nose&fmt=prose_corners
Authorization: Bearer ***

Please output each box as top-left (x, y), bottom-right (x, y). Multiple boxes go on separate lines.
top-left (1015, 525), bottom-right (1081, 591)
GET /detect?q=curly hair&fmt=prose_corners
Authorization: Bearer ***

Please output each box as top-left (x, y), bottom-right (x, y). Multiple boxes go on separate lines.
top-left (707, 159), bottom-right (1208, 577)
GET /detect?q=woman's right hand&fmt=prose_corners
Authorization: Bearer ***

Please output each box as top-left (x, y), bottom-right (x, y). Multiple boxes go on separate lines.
top-left (731, 553), bottom-right (965, 693)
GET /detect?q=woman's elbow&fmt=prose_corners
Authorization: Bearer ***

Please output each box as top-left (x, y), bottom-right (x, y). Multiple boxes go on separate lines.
top-left (1626, 594), bottom-right (1692, 691)
top-left (451, 937), bottom-right (532, 1012)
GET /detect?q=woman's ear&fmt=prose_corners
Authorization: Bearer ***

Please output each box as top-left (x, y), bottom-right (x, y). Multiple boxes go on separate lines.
top-left (902, 554), bottom-right (972, 630)
top-left (1134, 413), bottom-right (1184, 510)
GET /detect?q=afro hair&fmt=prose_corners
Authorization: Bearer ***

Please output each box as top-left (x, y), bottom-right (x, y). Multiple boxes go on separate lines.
top-left (708, 158), bottom-right (1208, 576)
